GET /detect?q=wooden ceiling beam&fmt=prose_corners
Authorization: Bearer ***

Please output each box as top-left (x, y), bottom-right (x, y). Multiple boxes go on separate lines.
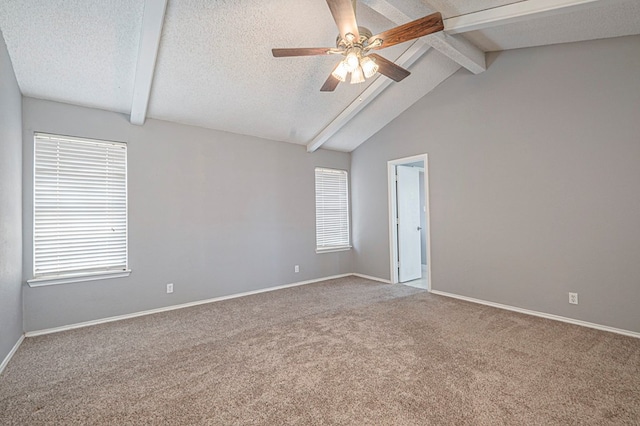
top-left (444, 0), bottom-right (610, 35)
top-left (361, 0), bottom-right (486, 75)
top-left (307, 0), bottom-right (486, 152)
top-left (130, 0), bottom-right (168, 126)
top-left (307, 42), bottom-right (429, 153)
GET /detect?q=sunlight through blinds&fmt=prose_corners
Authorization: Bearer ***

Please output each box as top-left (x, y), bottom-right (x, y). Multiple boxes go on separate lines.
top-left (315, 167), bottom-right (350, 252)
top-left (33, 133), bottom-right (128, 278)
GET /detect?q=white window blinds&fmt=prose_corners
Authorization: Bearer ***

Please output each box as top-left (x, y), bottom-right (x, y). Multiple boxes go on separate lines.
top-left (33, 133), bottom-right (128, 278)
top-left (315, 167), bottom-right (351, 252)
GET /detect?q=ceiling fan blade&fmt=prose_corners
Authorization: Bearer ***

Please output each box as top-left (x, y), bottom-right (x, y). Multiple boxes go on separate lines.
top-left (326, 0), bottom-right (360, 42)
top-left (272, 48), bottom-right (336, 57)
top-left (320, 73), bottom-right (341, 92)
top-left (368, 54), bottom-right (410, 82)
top-left (367, 12), bottom-right (443, 50)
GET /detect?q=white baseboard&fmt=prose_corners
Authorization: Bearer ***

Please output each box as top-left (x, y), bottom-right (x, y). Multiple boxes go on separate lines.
top-left (26, 274), bottom-right (352, 337)
top-left (352, 273), bottom-right (391, 284)
top-left (430, 290), bottom-right (640, 339)
top-left (17, 276), bottom-right (638, 347)
top-left (0, 335), bottom-right (24, 376)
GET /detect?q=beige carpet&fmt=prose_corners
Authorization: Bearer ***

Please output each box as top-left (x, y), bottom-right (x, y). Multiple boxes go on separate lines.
top-left (1, 276), bottom-right (639, 425)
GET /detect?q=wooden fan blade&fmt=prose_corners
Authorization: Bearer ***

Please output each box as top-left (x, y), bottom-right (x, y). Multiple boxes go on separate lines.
top-left (367, 12), bottom-right (443, 50)
top-left (368, 54), bottom-right (410, 82)
top-left (326, 0), bottom-right (360, 42)
top-left (320, 73), bottom-right (341, 92)
top-left (272, 48), bottom-right (335, 57)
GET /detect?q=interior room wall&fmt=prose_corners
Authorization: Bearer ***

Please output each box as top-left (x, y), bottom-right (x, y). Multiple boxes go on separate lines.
top-left (22, 98), bottom-right (352, 332)
top-left (419, 170), bottom-right (426, 266)
top-left (0, 30), bottom-right (23, 364)
top-left (351, 35), bottom-right (640, 332)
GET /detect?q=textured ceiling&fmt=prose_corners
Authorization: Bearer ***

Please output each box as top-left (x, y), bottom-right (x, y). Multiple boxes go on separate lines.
top-left (1, 0), bottom-right (639, 152)
top-left (0, 0), bottom-right (143, 113)
top-left (147, 0), bottom-right (405, 144)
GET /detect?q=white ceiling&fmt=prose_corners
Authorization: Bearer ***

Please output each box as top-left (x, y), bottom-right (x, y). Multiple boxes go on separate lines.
top-left (0, 0), bottom-right (143, 113)
top-left (1, 0), bottom-right (638, 152)
top-left (147, 0), bottom-right (405, 144)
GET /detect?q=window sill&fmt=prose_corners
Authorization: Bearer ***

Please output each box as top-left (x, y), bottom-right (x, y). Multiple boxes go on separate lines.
top-left (27, 270), bottom-right (132, 287)
top-left (316, 246), bottom-right (352, 254)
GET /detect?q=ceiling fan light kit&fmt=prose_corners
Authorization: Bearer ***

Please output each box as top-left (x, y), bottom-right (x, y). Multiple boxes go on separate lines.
top-left (350, 64), bottom-right (366, 84)
top-left (330, 38), bottom-right (381, 83)
top-left (331, 61), bottom-right (349, 82)
top-left (360, 56), bottom-right (379, 78)
top-left (271, 0), bottom-right (444, 92)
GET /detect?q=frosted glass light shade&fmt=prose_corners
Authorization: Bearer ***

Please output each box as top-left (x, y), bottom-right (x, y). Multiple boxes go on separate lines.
top-left (350, 65), bottom-right (365, 84)
top-left (332, 61), bottom-right (348, 82)
top-left (360, 56), bottom-right (378, 78)
top-left (344, 51), bottom-right (359, 73)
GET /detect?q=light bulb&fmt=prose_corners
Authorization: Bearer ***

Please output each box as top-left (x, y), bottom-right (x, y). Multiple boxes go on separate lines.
top-left (350, 65), bottom-right (365, 84)
top-left (360, 56), bottom-right (379, 79)
top-left (344, 50), bottom-right (360, 73)
top-left (331, 61), bottom-right (348, 82)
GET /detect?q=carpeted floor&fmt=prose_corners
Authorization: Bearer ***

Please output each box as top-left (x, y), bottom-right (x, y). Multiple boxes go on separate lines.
top-left (1, 276), bottom-right (639, 425)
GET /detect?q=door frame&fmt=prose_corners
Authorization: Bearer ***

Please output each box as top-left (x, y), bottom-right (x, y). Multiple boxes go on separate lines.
top-left (387, 154), bottom-right (432, 290)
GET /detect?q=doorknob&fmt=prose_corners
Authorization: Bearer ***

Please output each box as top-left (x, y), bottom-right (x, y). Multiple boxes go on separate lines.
top-left (417, 226), bottom-right (422, 231)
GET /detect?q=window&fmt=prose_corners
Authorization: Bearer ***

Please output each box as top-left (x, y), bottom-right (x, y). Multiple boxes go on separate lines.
top-left (315, 167), bottom-right (351, 252)
top-left (30, 133), bottom-right (129, 285)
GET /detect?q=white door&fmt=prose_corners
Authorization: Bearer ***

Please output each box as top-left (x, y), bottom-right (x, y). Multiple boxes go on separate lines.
top-left (396, 165), bottom-right (422, 282)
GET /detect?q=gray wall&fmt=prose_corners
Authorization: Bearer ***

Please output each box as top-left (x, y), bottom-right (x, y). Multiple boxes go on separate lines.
top-left (351, 35), bottom-right (640, 332)
top-left (22, 98), bottom-right (352, 331)
top-left (0, 30), bottom-right (23, 363)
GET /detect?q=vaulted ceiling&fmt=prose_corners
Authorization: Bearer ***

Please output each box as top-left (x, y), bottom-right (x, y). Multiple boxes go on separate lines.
top-left (1, 0), bottom-right (638, 152)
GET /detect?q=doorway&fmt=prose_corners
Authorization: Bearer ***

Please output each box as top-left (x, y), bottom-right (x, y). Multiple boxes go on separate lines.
top-left (387, 154), bottom-right (431, 290)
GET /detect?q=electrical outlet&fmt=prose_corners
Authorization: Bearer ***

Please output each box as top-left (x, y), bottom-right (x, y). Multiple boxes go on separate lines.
top-left (294, 265), bottom-right (299, 273)
top-left (166, 283), bottom-right (174, 294)
top-left (569, 292), bottom-right (578, 305)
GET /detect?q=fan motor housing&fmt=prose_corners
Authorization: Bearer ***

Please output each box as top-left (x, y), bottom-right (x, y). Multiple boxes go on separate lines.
top-left (336, 26), bottom-right (373, 48)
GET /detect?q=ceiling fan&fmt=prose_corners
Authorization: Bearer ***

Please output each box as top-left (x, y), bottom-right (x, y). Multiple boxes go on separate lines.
top-left (272, 0), bottom-right (444, 92)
